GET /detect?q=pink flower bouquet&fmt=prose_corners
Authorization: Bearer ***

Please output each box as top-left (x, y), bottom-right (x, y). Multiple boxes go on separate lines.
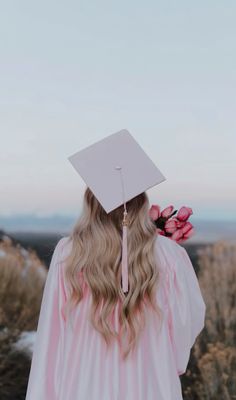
top-left (149, 205), bottom-right (194, 244)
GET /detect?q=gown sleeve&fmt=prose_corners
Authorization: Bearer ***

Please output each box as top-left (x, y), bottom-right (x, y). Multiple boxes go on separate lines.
top-left (166, 243), bottom-right (206, 376)
top-left (25, 237), bottom-right (68, 400)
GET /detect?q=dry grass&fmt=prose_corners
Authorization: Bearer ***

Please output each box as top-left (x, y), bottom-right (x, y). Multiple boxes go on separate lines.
top-left (0, 235), bottom-right (47, 399)
top-left (181, 240), bottom-right (236, 400)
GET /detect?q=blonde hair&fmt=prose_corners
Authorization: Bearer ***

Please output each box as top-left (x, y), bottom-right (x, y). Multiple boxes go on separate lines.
top-left (64, 187), bottom-right (163, 359)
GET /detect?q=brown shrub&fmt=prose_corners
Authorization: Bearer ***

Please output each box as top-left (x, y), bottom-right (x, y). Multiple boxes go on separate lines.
top-left (182, 240), bottom-right (236, 399)
top-left (0, 235), bottom-right (47, 399)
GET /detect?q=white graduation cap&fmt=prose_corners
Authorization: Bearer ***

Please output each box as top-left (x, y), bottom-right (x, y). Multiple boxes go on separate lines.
top-left (67, 129), bottom-right (166, 293)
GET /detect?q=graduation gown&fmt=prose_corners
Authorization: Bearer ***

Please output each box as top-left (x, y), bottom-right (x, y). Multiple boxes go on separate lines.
top-left (25, 234), bottom-right (206, 400)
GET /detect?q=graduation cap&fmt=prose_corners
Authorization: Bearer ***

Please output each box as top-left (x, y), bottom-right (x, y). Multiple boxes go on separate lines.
top-left (67, 129), bottom-right (166, 293)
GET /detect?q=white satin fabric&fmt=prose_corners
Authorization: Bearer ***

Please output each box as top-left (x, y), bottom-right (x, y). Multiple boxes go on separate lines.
top-left (25, 234), bottom-right (206, 400)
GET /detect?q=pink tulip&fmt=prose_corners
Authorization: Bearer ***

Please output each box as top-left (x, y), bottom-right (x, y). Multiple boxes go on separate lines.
top-left (149, 205), bottom-right (161, 221)
top-left (182, 221), bottom-right (193, 234)
top-left (161, 205), bottom-right (174, 219)
top-left (176, 219), bottom-right (186, 229)
top-left (177, 206), bottom-right (193, 222)
top-left (151, 203), bottom-right (194, 243)
top-left (172, 225), bottom-right (194, 243)
top-left (165, 218), bottom-right (178, 233)
top-left (183, 227), bottom-right (194, 239)
top-left (171, 229), bottom-right (184, 241)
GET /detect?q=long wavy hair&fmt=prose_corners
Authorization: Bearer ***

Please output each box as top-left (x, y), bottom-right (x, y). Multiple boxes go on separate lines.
top-left (63, 187), bottom-right (163, 359)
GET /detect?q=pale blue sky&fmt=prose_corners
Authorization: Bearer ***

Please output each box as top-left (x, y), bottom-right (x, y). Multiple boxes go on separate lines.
top-left (0, 1), bottom-right (235, 221)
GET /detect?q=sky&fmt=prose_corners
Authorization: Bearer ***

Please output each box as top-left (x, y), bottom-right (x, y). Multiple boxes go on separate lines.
top-left (0, 1), bottom-right (235, 221)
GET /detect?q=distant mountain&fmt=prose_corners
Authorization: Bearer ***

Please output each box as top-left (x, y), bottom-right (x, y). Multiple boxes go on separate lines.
top-left (190, 218), bottom-right (236, 243)
top-left (0, 214), bottom-right (236, 243)
top-left (0, 214), bottom-right (75, 234)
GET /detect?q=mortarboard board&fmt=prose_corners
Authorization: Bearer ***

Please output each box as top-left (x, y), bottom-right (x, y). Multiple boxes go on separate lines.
top-left (67, 129), bottom-right (166, 293)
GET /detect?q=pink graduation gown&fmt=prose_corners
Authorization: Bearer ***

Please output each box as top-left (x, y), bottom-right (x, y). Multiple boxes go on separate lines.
top-left (25, 233), bottom-right (206, 400)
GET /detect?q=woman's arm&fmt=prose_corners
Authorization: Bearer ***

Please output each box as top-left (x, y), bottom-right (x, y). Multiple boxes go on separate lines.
top-left (166, 244), bottom-right (206, 375)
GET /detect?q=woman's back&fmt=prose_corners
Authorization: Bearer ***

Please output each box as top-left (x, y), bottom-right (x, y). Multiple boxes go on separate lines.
top-left (25, 233), bottom-right (206, 400)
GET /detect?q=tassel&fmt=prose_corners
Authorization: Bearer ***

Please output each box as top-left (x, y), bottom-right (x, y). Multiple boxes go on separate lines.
top-left (114, 165), bottom-right (129, 293)
top-left (121, 210), bottom-right (128, 293)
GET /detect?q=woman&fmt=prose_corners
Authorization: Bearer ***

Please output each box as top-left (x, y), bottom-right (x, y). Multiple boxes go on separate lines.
top-left (25, 187), bottom-right (206, 400)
